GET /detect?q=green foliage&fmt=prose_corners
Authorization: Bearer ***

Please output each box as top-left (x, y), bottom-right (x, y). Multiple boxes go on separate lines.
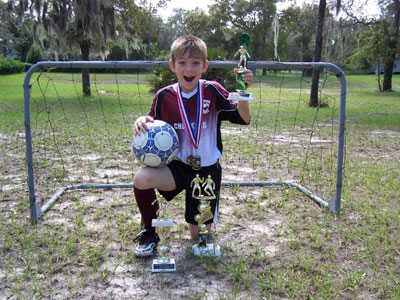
top-left (344, 56), bottom-right (372, 74)
top-left (207, 48), bottom-right (227, 60)
top-left (106, 43), bottom-right (148, 61)
top-left (0, 57), bottom-right (25, 75)
top-left (26, 44), bottom-right (43, 64)
top-left (106, 44), bottom-right (127, 61)
top-left (208, 48), bottom-right (236, 91)
top-left (278, 5), bottom-right (318, 62)
top-left (149, 67), bottom-right (177, 93)
top-left (204, 67), bottom-right (237, 92)
top-left (128, 47), bottom-right (147, 60)
top-left (205, 48), bottom-right (237, 92)
top-left (347, 21), bottom-right (388, 69)
top-left (208, 0), bottom-right (276, 59)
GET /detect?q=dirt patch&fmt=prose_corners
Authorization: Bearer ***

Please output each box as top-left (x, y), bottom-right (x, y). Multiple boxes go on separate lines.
top-left (2, 125), bottom-right (400, 299)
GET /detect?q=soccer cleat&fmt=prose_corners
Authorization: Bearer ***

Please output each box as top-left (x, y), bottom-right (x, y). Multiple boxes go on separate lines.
top-left (133, 230), bottom-right (160, 257)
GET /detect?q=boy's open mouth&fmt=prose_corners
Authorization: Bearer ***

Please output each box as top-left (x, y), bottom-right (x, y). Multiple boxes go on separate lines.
top-left (184, 76), bottom-right (195, 82)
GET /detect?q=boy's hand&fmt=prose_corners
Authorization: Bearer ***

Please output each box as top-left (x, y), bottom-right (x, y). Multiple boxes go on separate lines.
top-left (234, 68), bottom-right (253, 88)
top-left (133, 116), bottom-right (154, 135)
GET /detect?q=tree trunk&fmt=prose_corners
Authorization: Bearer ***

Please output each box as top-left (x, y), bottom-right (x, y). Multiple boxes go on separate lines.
top-left (262, 68), bottom-right (267, 76)
top-left (80, 40), bottom-right (91, 97)
top-left (309, 0), bottom-right (326, 107)
top-left (20, 45), bottom-right (29, 62)
top-left (382, 0), bottom-right (399, 92)
top-left (377, 63), bottom-right (382, 92)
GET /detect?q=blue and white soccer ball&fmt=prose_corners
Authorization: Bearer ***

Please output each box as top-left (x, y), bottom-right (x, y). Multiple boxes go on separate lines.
top-left (132, 120), bottom-right (179, 167)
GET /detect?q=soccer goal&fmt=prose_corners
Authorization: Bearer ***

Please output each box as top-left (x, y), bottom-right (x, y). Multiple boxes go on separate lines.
top-left (23, 61), bottom-right (346, 224)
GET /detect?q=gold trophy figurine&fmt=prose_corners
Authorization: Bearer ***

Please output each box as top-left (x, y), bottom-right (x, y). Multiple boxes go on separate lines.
top-left (228, 34), bottom-right (254, 101)
top-left (203, 175), bottom-right (216, 198)
top-left (191, 174), bottom-right (204, 198)
top-left (191, 174), bottom-right (221, 257)
top-left (151, 196), bottom-right (176, 273)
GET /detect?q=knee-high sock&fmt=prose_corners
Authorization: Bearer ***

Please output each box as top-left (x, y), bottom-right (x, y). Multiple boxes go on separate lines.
top-left (134, 187), bottom-right (158, 233)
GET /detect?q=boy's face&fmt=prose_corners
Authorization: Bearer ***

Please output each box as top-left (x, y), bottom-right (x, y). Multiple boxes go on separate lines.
top-left (169, 53), bottom-right (209, 93)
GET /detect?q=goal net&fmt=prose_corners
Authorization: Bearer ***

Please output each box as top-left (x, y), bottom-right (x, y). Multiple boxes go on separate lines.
top-left (23, 61), bottom-right (346, 224)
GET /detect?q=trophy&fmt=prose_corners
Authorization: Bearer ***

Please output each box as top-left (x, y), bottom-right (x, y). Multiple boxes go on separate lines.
top-left (228, 33), bottom-right (254, 101)
top-left (191, 174), bottom-right (221, 257)
top-left (151, 196), bottom-right (176, 273)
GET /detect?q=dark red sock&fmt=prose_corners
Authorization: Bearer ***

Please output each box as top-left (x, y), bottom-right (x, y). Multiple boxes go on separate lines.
top-left (133, 187), bottom-right (158, 233)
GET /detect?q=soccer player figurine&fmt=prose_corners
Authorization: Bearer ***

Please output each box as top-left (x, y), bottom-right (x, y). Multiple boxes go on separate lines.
top-left (236, 45), bottom-right (250, 70)
top-left (228, 38), bottom-right (254, 101)
top-left (190, 174), bottom-right (204, 198)
top-left (192, 174), bottom-right (221, 257)
top-left (202, 175), bottom-right (216, 198)
top-left (151, 196), bottom-right (176, 273)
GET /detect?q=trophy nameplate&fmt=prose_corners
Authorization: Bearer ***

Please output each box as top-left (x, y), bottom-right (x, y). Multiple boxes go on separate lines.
top-left (227, 91), bottom-right (254, 101)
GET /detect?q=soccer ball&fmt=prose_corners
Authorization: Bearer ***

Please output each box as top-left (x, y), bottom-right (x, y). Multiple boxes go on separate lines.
top-left (132, 120), bottom-right (179, 167)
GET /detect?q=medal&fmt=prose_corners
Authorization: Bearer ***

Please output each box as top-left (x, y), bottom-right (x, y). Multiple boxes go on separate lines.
top-left (187, 155), bottom-right (201, 171)
top-left (176, 81), bottom-right (204, 149)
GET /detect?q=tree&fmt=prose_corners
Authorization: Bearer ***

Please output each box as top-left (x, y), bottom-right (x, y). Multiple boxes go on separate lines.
top-left (157, 8), bottom-right (190, 52)
top-left (382, 0), bottom-right (400, 91)
top-left (185, 9), bottom-right (213, 40)
top-left (142, 0), bottom-right (170, 59)
top-left (12, 0), bottom-right (147, 96)
top-left (0, 2), bottom-right (14, 57)
top-left (309, 0), bottom-right (327, 107)
top-left (340, 0), bottom-right (399, 91)
top-left (279, 5), bottom-right (319, 62)
top-left (27, 44), bottom-right (43, 64)
top-left (208, 0), bottom-right (276, 60)
top-left (12, 0), bottom-right (118, 96)
top-left (1, 1), bottom-right (34, 61)
top-left (347, 21), bottom-right (387, 90)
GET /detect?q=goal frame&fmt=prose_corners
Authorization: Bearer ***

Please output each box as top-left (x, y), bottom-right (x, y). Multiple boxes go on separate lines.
top-left (23, 61), bottom-right (346, 224)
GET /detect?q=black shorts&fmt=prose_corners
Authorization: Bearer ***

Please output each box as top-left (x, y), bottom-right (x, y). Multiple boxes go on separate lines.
top-left (158, 160), bottom-right (222, 225)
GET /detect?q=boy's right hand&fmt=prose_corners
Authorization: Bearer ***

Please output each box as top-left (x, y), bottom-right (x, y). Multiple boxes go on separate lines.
top-left (133, 116), bottom-right (154, 135)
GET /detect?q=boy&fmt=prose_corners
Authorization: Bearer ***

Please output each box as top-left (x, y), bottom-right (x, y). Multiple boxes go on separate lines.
top-left (132, 35), bottom-right (252, 257)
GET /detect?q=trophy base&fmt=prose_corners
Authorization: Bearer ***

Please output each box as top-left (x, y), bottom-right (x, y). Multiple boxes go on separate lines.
top-left (227, 91), bottom-right (253, 101)
top-left (192, 244), bottom-right (221, 257)
top-left (152, 258), bottom-right (176, 273)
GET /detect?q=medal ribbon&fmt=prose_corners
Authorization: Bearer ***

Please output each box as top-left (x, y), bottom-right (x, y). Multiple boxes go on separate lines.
top-left (176, 80), bottom-right (204, 149)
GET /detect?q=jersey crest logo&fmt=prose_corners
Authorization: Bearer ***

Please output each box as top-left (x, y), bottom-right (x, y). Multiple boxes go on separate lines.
top-left (203, 99), bottom-right (211, 114)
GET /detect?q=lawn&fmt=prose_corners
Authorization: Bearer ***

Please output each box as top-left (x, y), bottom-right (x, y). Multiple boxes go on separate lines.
top-left (0, 68), bottom-right (399, 299)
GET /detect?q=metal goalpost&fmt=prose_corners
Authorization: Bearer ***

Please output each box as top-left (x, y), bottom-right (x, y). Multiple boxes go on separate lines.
top-left (23, 61), bottom-right (346, 224)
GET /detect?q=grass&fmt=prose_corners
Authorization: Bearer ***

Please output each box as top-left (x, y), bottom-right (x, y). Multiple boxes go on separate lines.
top-left (0, 69), bottom-right (399, 299)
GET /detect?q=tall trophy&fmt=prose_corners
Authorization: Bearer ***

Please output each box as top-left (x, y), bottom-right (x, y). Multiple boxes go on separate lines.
top-left (191, 174), bottom-right (221, 257)
top-left (151, 196), bottom-right (176, 273)
top-left (228, 33), bottom-right (254, 101)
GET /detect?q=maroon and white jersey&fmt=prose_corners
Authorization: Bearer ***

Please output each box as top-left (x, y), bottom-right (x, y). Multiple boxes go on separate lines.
top-left (148, 80), bottom-right (248, 167)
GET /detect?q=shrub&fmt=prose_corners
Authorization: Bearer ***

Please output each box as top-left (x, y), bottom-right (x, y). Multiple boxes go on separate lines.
top-left (0, 57), bottom-right (25, 75)
top-left (26, 44), bottom-right (43, 64)
top-left (149, 67), bottom-right (176, 93)
top-left (106, 44), bottom-right (127, 61)
top-left (204, 48), bottom-right (237, 91)
top-left (204, 67), bottom-right (237, 92)
top-left (344, 56), bottom-right (372, 75)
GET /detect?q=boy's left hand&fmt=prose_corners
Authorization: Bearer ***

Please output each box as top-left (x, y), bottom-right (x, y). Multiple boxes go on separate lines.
top-left (233, 68), bottom-right (253, 88)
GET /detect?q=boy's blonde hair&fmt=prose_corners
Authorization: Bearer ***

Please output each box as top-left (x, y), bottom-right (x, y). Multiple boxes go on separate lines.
top-left (170, 35), bottom-right (207, 63)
